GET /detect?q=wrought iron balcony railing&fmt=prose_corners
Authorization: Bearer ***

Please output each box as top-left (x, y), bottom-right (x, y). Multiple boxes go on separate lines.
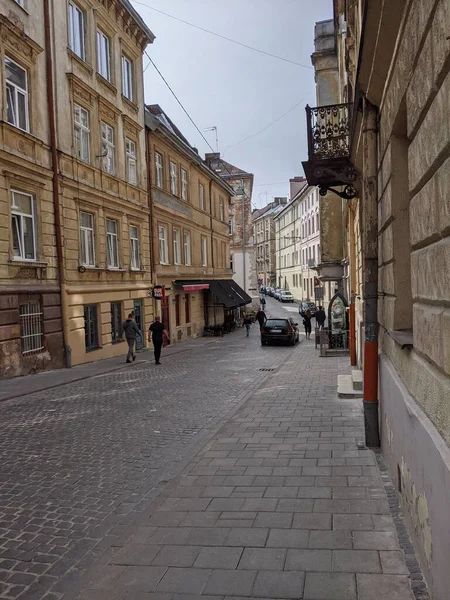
top-left (306, 103), bottom-right (351, 161)
top-left (302, 102), bottom-right (358, 200)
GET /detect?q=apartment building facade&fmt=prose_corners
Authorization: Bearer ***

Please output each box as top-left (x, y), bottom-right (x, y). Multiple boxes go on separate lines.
top-left (303, 1), bottom-right (450, 597)
top-left (204, 153), bottom-right (257, 305)
top-left (146, 106), bottom-right (248, 340)
top-left (252, 197), bottom-right (287, 287)
top-left (0, 0), bottom-right (63, 378)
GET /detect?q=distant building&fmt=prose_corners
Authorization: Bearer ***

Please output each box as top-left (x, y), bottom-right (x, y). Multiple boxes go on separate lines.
top-left (252, 197), bottom-right (288, 287)
top-left (204, 153), bottom-right (256, 303)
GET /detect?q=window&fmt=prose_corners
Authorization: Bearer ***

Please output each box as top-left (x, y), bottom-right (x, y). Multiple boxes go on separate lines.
top-left (68, 2), bottom-right (85, 60)
top-left (183, 231), bottom-right (191, 266)
top-left (173, 228), bottom-right (181, 265)
top-left (5, 57), bottom-right (29, 132)
top-left (101, 122), bottom-right (115, 174)
top-left (185, 295), bottom-right (190, 324)
top-left (111, 302), bottom-right (121, 343)
top-left (201, 236), bottom-right (207, 267)
top-left (228, 219), bottom-right (233, 235)
top-left (181, 168), bottom-right (188, 200)
top-left (170, 161), bottom-right (178, 195)
top-left (14, 0), bottom-right (27, 7)
top-left (19, 301), bottom-right (43, 355)
top-left (199, 183), bottom-right (205, 210)
top-left (97, 30), bottom-right (111, 81)
top-left (106, 219), bottom-right (119, 268)
top-left (11, 190), bottom-right (36, 261)
top-left (84, 304), bottom-right (99, 350)
top-left (155, 152), bottom-right (163, 188)
top-left (158, 225), bottom-right (168, 264)
top-left (316, 213), bottom-right (319, 230)
top-left (125, 138), bottom-right (137, 185)
top-left (219, 198), bottom-right (225, 222)
top-left (79, 211), bottom-right (95, 266)
top-left (74, 104), bottom-right (90, 162)
top-left (312, 218), bottom-right (315, 234)
top-left (175, 294), bottom-right (181, 326)
top-left (130, 225), bottom-right (139, 270)
top-left (121, 55), bottom-right (133, 100)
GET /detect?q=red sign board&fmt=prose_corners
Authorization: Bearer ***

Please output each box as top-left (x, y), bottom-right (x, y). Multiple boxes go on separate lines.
top-left (152, 285), bottom-right (165, 299)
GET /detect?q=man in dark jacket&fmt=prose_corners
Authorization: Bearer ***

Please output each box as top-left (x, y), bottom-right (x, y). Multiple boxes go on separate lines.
top-left (316, 306), bottom-right (326, 329)
top-left (122, 313), bottom-right (141, 363)
top-left (148, 316), bottom-right (170, 365)
top-left (256, 308), bottom-right (267, 329)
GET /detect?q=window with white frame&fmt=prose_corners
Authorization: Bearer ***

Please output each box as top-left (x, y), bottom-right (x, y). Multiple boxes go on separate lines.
top-left (5, 57), bottom-right (29, 132)
top-left (316, 213), bottom-right (319, 230)
top-left (121, 54), bottom-right (133, 100)
top-left (129, 225), bottom-right (139, 270)
top-left (170, 161), bottom-right (178, 195)
top-left (19, 301), bottom-right (44, 355)
top-left (74, 104), bottom-right (90, 162)
top-left (181, 168), bottom-right (188, 200)
top-left (155, 152), bottom-right (163, 188)
top-left (80, 211), bottom-right (95, 266)
top-left (158, 225), bottom-right (168, 264)
top-left (219, 197), bottom-right (225, 222)
top-left (173, 228), bottom-right (181, 265)
top-left (101, 122), bottom-right (115, 174)
top-left (125, 138), bottom-right (137, 185)
top-left (14, 0), bottom-right (27, 8)
top-left (199, 183), bottom-right (205, 210)
top-left (183, 231), bottom-right (191, 266)
top-left (96, 29), bottom-right (111, 81)
top-left (68, 1), bottom-right (85, 60)
top-left (201, 236), bottom-right (207, 267)
top-left (11, 190), bottom-right (36, 261)
top-left (106, 219), bottom-right (119, 268)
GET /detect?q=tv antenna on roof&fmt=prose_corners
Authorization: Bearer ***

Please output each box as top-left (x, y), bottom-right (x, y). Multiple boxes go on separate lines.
top-left (204, 126), bottom-right (219, 153)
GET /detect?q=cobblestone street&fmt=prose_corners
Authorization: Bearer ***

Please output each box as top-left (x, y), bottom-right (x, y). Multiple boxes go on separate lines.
top-left (0, 300), bottom-right (423, 600)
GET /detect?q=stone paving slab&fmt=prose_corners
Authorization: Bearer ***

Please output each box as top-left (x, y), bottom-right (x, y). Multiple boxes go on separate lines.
top-left (60, 335), bottom-right (422, 600)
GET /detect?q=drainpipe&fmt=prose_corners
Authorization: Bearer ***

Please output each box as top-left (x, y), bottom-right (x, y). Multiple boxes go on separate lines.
top-left (209, 179), bottom-right (214, 273)
top-left (43, 0), bottom-right (71, 367)
top-left (349, 204), bottom-right (357, 366)
top-left (145, 126), bottom-right (156, 343)
top-left (241, 183), bottom-right (246, 293)
top-left (362, 98), bottom-right (380, 447)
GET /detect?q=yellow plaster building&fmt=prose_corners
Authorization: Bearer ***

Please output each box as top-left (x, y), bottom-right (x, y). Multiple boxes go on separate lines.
top-left (145, 105), bottom-right (250, 342)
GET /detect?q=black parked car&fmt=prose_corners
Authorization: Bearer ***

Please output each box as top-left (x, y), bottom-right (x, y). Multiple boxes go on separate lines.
top-left (260, 318), bottom-right (300, 346)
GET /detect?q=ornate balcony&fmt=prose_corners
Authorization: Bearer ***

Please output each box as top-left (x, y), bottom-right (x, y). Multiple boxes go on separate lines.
top-left (302, 103), bottom-right (358, 200)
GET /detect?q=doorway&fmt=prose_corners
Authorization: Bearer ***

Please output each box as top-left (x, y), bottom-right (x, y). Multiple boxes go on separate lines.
top-left (161, 296), bottom-right (170, 343)
top-left (133, 299), bottom-right (143, 350)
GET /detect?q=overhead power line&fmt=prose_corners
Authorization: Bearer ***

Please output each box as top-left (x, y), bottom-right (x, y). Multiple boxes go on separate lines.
top-left (131, 0), bottom-right (313, 69)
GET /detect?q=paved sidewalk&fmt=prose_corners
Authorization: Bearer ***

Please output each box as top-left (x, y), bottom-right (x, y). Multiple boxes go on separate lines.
top-left (66, 339), bottom-right (420, 600)
top-left (0, 336), bottom-right (219, 403)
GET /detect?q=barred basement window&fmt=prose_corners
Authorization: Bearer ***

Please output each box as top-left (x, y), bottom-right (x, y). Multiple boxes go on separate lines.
top-left (84, 304), bottom-right (99, 350)
top-left (19, 301), bottom-right (43, 354)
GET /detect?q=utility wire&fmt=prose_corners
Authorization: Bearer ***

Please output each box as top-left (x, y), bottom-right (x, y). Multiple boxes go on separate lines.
top-left (131, 0), bottom-right (313, 69)
top-left (223, 95), bottom-right (308, 153)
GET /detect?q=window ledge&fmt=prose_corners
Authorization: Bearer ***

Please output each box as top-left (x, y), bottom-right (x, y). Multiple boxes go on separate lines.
top-left (122, 95), bottom-right (138, 112)
top-left (96, 73), bottom-right (117, 94)
top-left (80, 265), bottom-right (103, 272)
top-left (388, 329), bottom-right (414, 349)
top-left (68, 49), bottom-right (93, 74)
top-left (130, 268), bottom-right (146, 273)
top-left (9, 259), bottom-right (48, 268)
top-left (106, 268), bottom-right (126, 272)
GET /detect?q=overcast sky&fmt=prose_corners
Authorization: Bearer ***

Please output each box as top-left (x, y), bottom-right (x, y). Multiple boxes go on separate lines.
top-left (131, 0), bottom-right (333, 208)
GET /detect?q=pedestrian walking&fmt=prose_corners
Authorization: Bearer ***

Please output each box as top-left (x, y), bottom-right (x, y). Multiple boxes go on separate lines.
top-left (316, 305), bottom-right (326, 329)
top-left (148, 316), bottom-right (170, 365)
top-left (303, 309), bottom-right (312, 339)
top-left (256, 307), bottom-right (267, 329)
top-left (260, 296), bottom-right (266, 307)
top-left (122, 313), bottom-right (141, 363)
top-left (243, 315), bottom-right (253, 337)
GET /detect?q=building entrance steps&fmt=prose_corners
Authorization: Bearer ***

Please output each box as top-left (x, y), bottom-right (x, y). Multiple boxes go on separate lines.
top-left (65, 340), bottom-right (425, 600)
top-left (337, 373), bottom-right (364, 399)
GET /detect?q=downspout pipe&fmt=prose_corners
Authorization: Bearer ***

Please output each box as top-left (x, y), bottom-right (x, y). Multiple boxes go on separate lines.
top-left (43, 0), bottom-right (71, 367)
top-left (362, 97), bottom-right (380, 447)
top-left (241, 186), bottom-right (246, 294)
top-left (145, 124), bottom-right (156, 343)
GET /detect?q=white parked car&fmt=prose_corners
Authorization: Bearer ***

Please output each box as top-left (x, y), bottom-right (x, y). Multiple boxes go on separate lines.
top-left (279, 291), bottom-right (295, 303)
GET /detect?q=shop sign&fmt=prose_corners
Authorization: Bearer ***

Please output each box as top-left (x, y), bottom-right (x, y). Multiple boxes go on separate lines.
top-left (152, 285), bottom-right (165, 300)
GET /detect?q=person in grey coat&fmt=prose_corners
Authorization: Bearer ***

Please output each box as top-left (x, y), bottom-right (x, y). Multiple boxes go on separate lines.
top-left (122, 313), bottom-right (141, 363)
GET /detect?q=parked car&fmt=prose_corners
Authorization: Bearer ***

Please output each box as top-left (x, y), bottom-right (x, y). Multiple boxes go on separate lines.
top-left (274, 288), bottom-right (283, 300)
top-left (299, 301), bottom-right (317, 316)
top-left (261, 317), bottom-right (300, 346)
top-left (266, 287), bottom-right (275, 297)
top-left (279, 291), bottom-right (295, 303)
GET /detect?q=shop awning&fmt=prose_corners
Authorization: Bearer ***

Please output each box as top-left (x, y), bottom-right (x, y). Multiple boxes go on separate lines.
top-left (173, 279), bottom-right (251, 308)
